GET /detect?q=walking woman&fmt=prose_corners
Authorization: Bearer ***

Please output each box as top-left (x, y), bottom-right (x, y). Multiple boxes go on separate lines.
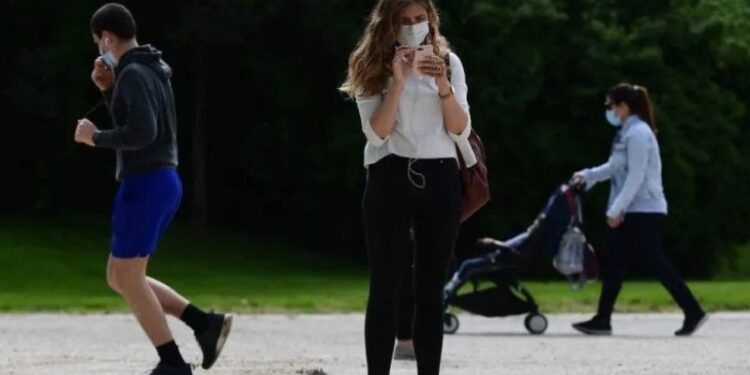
top-left (340, 0), bottom-right (475, 373)
top-left (571, 83), bottom-right (707, 336)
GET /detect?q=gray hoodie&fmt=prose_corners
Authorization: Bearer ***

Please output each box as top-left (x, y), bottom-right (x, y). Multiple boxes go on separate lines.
top-left (93, 45), bottom-right (178, 181)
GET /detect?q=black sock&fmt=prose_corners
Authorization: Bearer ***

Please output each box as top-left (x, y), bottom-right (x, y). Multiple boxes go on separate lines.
top-left (156, 340), bottom-right (186, 368)
top-left (180, 304), bottom-right (212, 334)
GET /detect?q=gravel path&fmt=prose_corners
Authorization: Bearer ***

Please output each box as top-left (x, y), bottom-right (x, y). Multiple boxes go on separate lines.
top-left (1, 312), bottom-right (748, 374)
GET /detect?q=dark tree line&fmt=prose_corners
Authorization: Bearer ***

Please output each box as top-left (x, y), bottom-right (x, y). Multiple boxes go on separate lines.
top-left (1, 0), bottom-right (749, 276)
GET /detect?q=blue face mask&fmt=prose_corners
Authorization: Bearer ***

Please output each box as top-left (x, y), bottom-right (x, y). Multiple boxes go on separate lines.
top-left (101, 52), bottom-right (117, 70)
top-left (98, 38), bottom-right (118, 70)
top-left (605, 109), bottom-right (622, 127)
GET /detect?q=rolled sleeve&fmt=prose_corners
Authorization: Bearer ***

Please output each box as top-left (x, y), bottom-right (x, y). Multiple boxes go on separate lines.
top-left (449, 53), bottom-right (471, 137)
top-left (448, 118), bottom-right (472, 143)
top-left (455, 138), bottom-right (477, 167)
top-left (448, 53), bottom-right (476, 166)
top-left (356, 95), bottom-right (388, 148)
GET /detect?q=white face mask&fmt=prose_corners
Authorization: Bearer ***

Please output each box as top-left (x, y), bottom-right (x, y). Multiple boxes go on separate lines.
top-left (398, 21), bottom-right (429, 48)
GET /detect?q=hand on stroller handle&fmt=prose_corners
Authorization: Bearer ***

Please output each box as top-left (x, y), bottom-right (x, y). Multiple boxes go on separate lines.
top-left (566, 176), bottom-right (587, 193)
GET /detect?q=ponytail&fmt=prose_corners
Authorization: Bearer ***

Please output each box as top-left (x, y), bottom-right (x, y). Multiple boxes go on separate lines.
top-left (608, 83), bottom-right (658, 134)
top-left (632, 85), bottom-right (657, 133)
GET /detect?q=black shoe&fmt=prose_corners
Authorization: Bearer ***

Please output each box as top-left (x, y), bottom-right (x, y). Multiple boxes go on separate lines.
top-left (149, 363), bottom-right (193, 375)
top-left (196, 312), bottom-right (234, 369)
top-left (675, 311), bottom-right (708, 336)
top-left (572, 316), bottom-right (612, 335)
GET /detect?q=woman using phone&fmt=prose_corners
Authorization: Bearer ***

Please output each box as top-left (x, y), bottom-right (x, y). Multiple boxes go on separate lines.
top-left (340, 0), bottom-right (475, 373)
top-left (571, 83), bottom-right (707, 337)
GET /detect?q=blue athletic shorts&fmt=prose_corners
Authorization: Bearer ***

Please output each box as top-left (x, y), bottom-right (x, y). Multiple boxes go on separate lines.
top-left (111, 168), bottom-right (182, 259)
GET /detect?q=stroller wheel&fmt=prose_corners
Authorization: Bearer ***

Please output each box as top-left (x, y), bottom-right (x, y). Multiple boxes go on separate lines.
top-left (443, 313), bottom-right (460, 334)
top-left (524, 313), bottom-right (548, 335)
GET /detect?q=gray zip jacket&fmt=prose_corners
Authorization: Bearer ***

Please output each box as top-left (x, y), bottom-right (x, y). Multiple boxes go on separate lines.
top-left (582, 115), bottom-right (668, 218)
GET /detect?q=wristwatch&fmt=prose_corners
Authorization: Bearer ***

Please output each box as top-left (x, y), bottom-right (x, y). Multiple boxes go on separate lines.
top-left (439, 85), bottom-right (455, 100)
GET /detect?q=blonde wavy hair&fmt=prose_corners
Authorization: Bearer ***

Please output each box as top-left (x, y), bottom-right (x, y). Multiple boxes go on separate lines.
top-left (340, 0), bottom-right (451, 97)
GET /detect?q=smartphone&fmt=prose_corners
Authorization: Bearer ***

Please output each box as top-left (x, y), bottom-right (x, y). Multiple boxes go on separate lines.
top-left (413, 45), bottom-right (435, 76)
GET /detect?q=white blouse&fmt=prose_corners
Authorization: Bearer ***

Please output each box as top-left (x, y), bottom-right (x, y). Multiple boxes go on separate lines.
top-left (355, 52), bottom-right (477, 168)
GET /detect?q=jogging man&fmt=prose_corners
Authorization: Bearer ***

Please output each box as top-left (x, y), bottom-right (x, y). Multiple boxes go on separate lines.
top-left (74, 4), bottom-right (232, 374)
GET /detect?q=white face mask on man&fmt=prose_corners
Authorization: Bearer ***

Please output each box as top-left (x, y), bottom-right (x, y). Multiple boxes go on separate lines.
top-left (398, 21), bottom-right (429, 48)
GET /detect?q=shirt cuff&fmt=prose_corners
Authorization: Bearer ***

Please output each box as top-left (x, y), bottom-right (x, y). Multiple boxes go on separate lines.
top-left (456, 139), bottom-right (478, 168)
top-left (453, 121), bottom-right (477, 168)
top-left (448, 116), bottom-right (472, 143)
top-left (606, 205), bottom-right (623, 219)
top-left (363, 120), bottom-right (389, 148)
top-left (92, 129), bottom-right (112, 148)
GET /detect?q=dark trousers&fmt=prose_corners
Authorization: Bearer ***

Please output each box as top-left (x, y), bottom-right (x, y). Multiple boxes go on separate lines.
top-left (597, 213), bottom-right (703, 319)
top-left (396, 233), bottom-right (415, 341)
top-left (363, 155), bottom-right (461, 375)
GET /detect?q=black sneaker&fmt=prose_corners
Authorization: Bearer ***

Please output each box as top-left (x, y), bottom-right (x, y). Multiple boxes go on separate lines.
top-left (572, 316), bottom-right (612, 335)
top-left (675, 311), bottom-right (708, 336)
top-left (149, 363), bottom-right (193, 375)
top-left (196, 312), bottom-right (234, 369)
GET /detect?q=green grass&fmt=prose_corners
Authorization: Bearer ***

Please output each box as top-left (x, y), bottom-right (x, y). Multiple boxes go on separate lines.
top-left (0, 216), bottom-right (749, 313)
top-left (0, 216), bottom-right (368, 313)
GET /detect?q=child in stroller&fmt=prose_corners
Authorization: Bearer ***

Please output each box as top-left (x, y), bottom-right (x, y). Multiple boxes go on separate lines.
top-left (442, 179), bottom-right (598, 335)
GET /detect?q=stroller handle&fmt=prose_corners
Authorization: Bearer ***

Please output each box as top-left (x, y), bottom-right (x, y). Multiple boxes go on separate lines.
top-left (565, 177), bottom-right (587, 194)
top-left (476, 237), bottom-right (518, 253)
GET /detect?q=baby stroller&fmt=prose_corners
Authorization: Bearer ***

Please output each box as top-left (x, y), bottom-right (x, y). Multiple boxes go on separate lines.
top-left (442, 179), bottom-right (598, 335)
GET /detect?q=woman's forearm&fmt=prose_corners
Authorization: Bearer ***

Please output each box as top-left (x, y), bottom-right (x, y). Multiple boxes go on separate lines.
top-left (369, 81), bottom-right (405, 140)
top-left (437, 78), bottom-right (469, 135)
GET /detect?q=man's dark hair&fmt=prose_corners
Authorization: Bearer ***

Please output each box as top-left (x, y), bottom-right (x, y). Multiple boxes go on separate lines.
top-left (90, 3), bottom-right (137, 39)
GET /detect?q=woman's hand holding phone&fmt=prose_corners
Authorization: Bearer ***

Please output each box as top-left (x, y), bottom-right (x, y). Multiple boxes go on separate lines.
top-left (415, 47), bottom-right (445, 80)
top-left (417, 56), bottom-right (446, 77)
